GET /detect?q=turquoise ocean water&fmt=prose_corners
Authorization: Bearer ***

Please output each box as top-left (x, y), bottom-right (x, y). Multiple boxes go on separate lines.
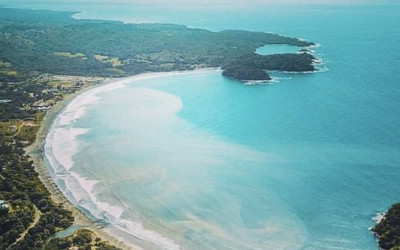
top-left (4, 1), bottom-right (400, 250)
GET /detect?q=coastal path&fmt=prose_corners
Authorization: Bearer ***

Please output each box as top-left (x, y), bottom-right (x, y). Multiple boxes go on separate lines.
top-left (7, 204), bottom-right (42, 249)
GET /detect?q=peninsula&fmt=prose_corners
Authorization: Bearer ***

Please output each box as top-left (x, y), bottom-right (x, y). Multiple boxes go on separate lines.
top-left (0, 6), bottom-right (317, 250)
top-left (0, 7), bottom-right (315, 83)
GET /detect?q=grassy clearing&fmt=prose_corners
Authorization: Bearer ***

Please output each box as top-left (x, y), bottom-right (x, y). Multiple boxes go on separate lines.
top-left (47, 80), bottom-right (73, 87)
top-left (94, 54), bottom-right (108, 61)
top-left (110, 57), bottom-right (123, 67)
top-left (0, 70), bottom-right (18, 77)
top-left (0, 120), bottom-right (23, 136)
top-left (94, 54), bottom-right (123, 67)
top-left (53, 52), bottom-right (88, 60)
top-left (17, 112), bottom-right (44, 143)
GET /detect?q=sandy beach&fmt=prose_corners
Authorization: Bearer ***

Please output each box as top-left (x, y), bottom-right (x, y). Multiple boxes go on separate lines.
top-left (24, 76), bottom-right (137, 250)
top-left (24, 69), bottom-right (216, 250)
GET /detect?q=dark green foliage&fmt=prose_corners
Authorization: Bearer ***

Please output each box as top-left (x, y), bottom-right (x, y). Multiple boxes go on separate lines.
top-left (222, 53), bottom-right (315, 81)
top-left (72, 231), bottom-right (92, 245)
top-left (372, 203), bottom-right (400, 250)
top-left (0, 76), bottom-right (46, 120)
top-left (0, 6), bottom-right (318, 250)
top-left (258, 53), bottom-right (316, 71)
top-left (0, 7), bottom-right (315, 82)
top-left (222, 64), bottom-right (271, 81)
top-left (0, 136), bottom-right (73, 250)
top-left (45, 229), bottom-right (122, 250)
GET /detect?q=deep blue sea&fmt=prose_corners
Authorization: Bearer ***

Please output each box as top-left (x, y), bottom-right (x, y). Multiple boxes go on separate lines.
top-left (4, 1), bottom-right (400, 250)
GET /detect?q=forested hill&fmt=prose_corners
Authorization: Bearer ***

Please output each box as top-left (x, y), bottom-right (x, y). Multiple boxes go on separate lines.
top-left (0, 7), bottom-right (315, 82)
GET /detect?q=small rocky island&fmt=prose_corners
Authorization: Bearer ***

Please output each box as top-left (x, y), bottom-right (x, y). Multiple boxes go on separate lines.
top-left (0, 7), bottom-right (316, 83)
top-left (222, 52), bottom-right (316, 81)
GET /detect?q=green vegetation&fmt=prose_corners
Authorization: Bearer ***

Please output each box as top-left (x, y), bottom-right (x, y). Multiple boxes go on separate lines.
top-left (94, 55), bottom-right (123, 67)
top-left (0, 81), bottom-right (120, 249)
top-left (372, 203), bottom-right (400, 250)
top-left (222, 53), bottom-right (315, 81)
top-left (54, 52), bottom-right (88, 60)
top-left (0, 9), bottom-right (121, 250)
top-left (0, 7), bottom-right (315, 82)
top-left (222, 65), bottom-right (271, 81)
top-left (0, 6), bottom-right (319, 250)
top-left (0, 133), bottom-right (74, 249)
top-left (0, 99), bottom-right (79, 249)
top-left (0, 72), bottom-right (56, 121)
top-left (45, 229), bottom-right (120, 250)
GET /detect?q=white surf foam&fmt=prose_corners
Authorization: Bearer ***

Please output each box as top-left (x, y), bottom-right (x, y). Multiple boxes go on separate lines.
top-left (44, 72), bottom-right (213, 250)
top-left (372, 212), bottom-right (386, 224)
top-left (44, 69), bottom-right (304, 250)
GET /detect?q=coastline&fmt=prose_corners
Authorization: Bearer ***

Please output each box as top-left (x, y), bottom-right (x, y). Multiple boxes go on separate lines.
top-left (24, 77), bottom-right (137, 250)
top-left (1, 3), bottom-right (398, 250)
top-left (24, 68), bottom-right (217, 250)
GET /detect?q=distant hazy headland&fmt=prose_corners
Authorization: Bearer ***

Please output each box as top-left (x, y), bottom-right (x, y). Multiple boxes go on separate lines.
top-left (0, 7), bottom-right (315, 83)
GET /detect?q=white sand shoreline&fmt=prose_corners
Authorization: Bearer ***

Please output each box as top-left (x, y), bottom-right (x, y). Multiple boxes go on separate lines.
top-left (25, 68), bottom-right (218, 250)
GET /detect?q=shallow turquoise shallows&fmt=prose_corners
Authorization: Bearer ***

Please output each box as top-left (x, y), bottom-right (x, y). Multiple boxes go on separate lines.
top-left (8, 1), bottom-right (399, 249)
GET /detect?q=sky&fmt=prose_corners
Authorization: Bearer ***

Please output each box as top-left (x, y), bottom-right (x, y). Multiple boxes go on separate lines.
top-left (1, 0), bottom-right (397, 4)
top-left (0, 0), bottom-right (397, 12)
